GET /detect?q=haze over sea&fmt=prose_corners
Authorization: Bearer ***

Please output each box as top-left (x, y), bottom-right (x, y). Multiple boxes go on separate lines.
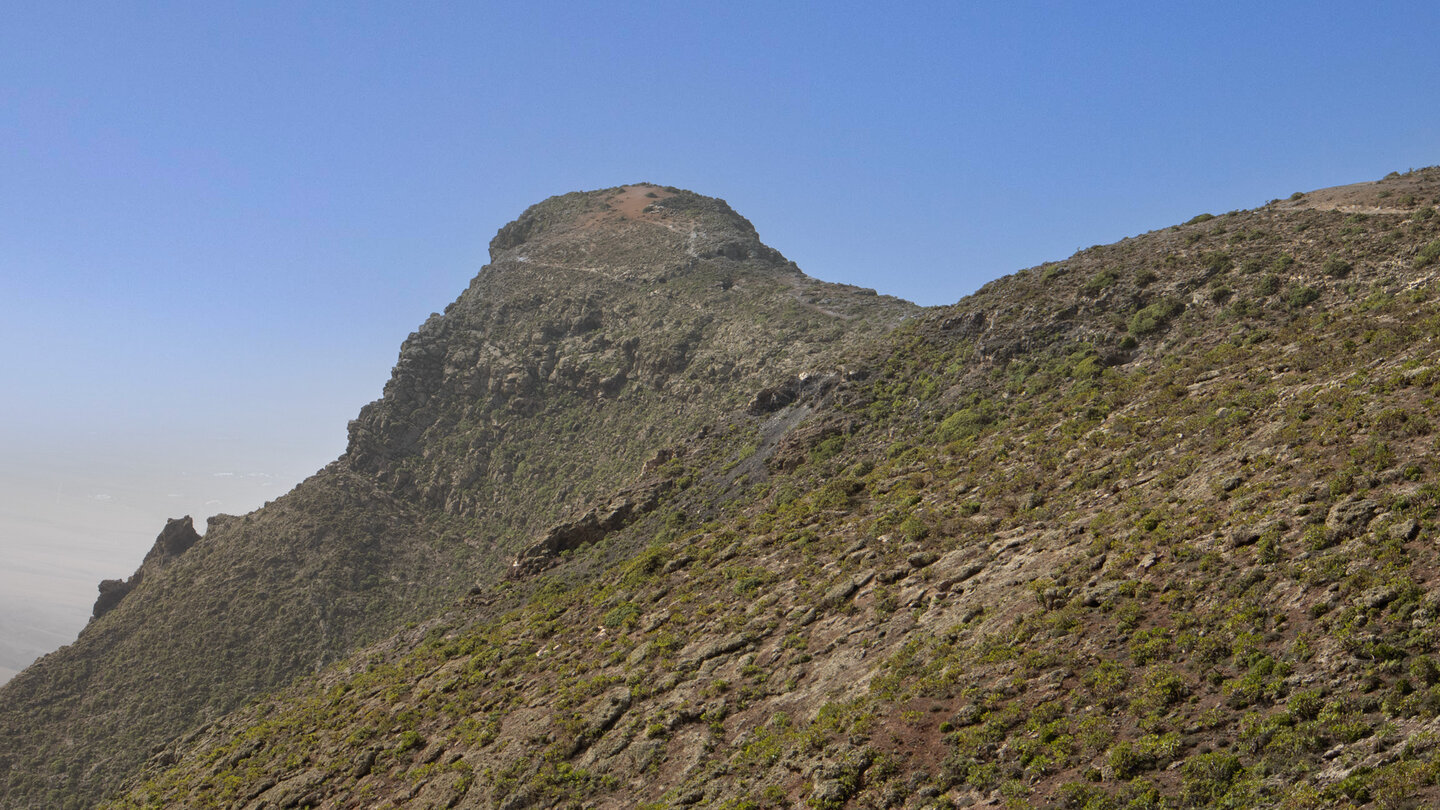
top-left (0, 432), bottom-right (340, 682)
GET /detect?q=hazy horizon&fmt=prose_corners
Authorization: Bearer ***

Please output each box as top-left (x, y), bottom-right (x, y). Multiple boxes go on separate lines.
top-left (0, 429), bottom-right (346, 682)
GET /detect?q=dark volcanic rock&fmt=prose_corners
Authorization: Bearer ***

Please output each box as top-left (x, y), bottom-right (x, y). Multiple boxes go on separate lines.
top-left (509, 479), bottom-right (672, 578)
top-left (144, 516), bottom-right (201, 565)
top-left (747, 380), bottom-right (800, 415)
top-left (92, 578), bottom-right (136, 619)
top-left (91, 516), bottom-right (200, 620)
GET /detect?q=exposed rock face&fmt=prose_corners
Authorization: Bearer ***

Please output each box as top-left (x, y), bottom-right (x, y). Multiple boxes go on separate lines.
top-left (343, 184), bottom-right (912, 523)
top-left (1325, 494), bottom-right (1380, 538)
top-left (509, 479), bottom-right (672, 578)
top-left (90, 516), bottom-right (201, 620)
top-left (144, 515), bottom-right (201, 564)
top-left (91, 578), bottom-right (134, 619)
top-left (746, 380), bottom-right (799, 415)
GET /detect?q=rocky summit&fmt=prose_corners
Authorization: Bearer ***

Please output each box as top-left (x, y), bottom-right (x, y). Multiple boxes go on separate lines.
top-left (8, 170), bottom-right (1440, 809)
top-left (0, 183), bottom-right (913, 809)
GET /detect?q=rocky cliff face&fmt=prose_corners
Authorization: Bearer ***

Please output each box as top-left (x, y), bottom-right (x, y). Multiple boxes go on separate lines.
top-left (94, 167), bottom-right (1440, 810)
top-left (0, 183), bottom-right (915, 809)
top-left (343, 184), bottom-right (910, 528)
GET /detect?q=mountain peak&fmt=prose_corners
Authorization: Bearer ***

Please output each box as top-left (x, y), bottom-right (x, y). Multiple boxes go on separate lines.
top-left (0, 180), bottom-right (920, 809)
top-left (487, 183), bottom-right (785, 282)
top-left (346, 183), bottom-right (913, 498)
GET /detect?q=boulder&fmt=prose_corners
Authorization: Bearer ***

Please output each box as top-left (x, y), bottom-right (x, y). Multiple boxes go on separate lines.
top-left (1326, 496), bottom-right (1379, 538)
top-left (1392, 518), bottom-right (1421, 542)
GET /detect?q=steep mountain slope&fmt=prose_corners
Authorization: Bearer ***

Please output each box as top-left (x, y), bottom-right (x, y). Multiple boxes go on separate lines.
top-left (0, 184), bottom-right (916, 809)
top-left (100, 167), bottom-right (1440, 810)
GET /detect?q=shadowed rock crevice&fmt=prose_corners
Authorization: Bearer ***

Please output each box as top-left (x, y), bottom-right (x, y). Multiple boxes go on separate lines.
top-left (509, 479), bottom-right (672, 578)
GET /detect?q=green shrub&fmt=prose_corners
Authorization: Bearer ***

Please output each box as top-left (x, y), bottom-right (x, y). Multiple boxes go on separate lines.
top-left (1323, 255), bottom-right (1353, 279)
top-left (602, 602), bottom-right (640, 628)
top-left (938, 403), bottom-right (996, 442)
top-left (1410, 656), bottom-right (1440, 687)
top-left (1370, 760), bottom-right (1433, 809)
top-left (1285, 285), bottom-right (1321, 309)
top-left (810, 435), bottom-right (846, 464)
top-left (1084, 270), bottom-right (1119, 295)
top-left (1288, 689), bottom-right (1323, 721)
top-left (1128, 298), bottom-right (1185, 336)
top-left (1107, 734), bottom-right (1179, 780)
top-left (1180, 752), bottom-right (1244, 805)
top-left (1202, 251), bottom-right (1232, 274)
top-left (1416, 240), bottom-right (1440, 269)
top-left (1083, 661), bottom-right (1129, 708)
top-left (393, 729), bottom-right (425, 753)
top-left (1107, 741), bottom-right (1149, 779)
top-left (1132, 667), bottom-right (1189, 714)
top-left (898, 515), bottom-right (930, 542)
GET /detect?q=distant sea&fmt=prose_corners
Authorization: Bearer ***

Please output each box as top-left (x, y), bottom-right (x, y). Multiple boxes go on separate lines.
top-left (0, 449), bottom-right (300, 684)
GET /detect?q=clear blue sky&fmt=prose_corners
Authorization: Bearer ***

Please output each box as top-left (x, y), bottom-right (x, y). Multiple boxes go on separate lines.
top-left (1, 1), bottom-right (1437, 669)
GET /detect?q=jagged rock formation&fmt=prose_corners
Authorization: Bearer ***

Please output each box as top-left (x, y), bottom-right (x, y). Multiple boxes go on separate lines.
top-left (0, 183), bottom-right (914, 809)
top-left (92, 516), bottom-right (201, 619)
top-left (91, 577), bottom-right (133, 620)
top-left (509, 479), bottom-right (672, 578)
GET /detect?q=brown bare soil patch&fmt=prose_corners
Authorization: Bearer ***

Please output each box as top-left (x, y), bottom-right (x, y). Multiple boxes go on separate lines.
top-left (610, 183), bottom-right (677, 220)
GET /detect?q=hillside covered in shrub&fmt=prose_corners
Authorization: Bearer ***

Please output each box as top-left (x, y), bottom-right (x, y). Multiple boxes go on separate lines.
top-left (13, 169), bottom-right (1440, 809)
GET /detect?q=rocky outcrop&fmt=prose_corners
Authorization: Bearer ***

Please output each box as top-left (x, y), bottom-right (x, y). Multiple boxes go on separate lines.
top-left (747, 372), bottom-right (846, 417)
top-left (143, 516), bottom-right (201, 566)
top-left (509, 479), bottom-right (672, 578)
top-left (90, 516), bottom-right (200, 621)
top-left (1325, 494), bottom-right (1380, 539)
top-left (747, 379), bottom-right (800, 415)
top-left (92, 578), bottom-right (136, 620)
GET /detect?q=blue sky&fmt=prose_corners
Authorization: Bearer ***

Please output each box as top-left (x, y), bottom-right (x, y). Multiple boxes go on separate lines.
top-left (1, 1), bottom-right (1437, 670)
